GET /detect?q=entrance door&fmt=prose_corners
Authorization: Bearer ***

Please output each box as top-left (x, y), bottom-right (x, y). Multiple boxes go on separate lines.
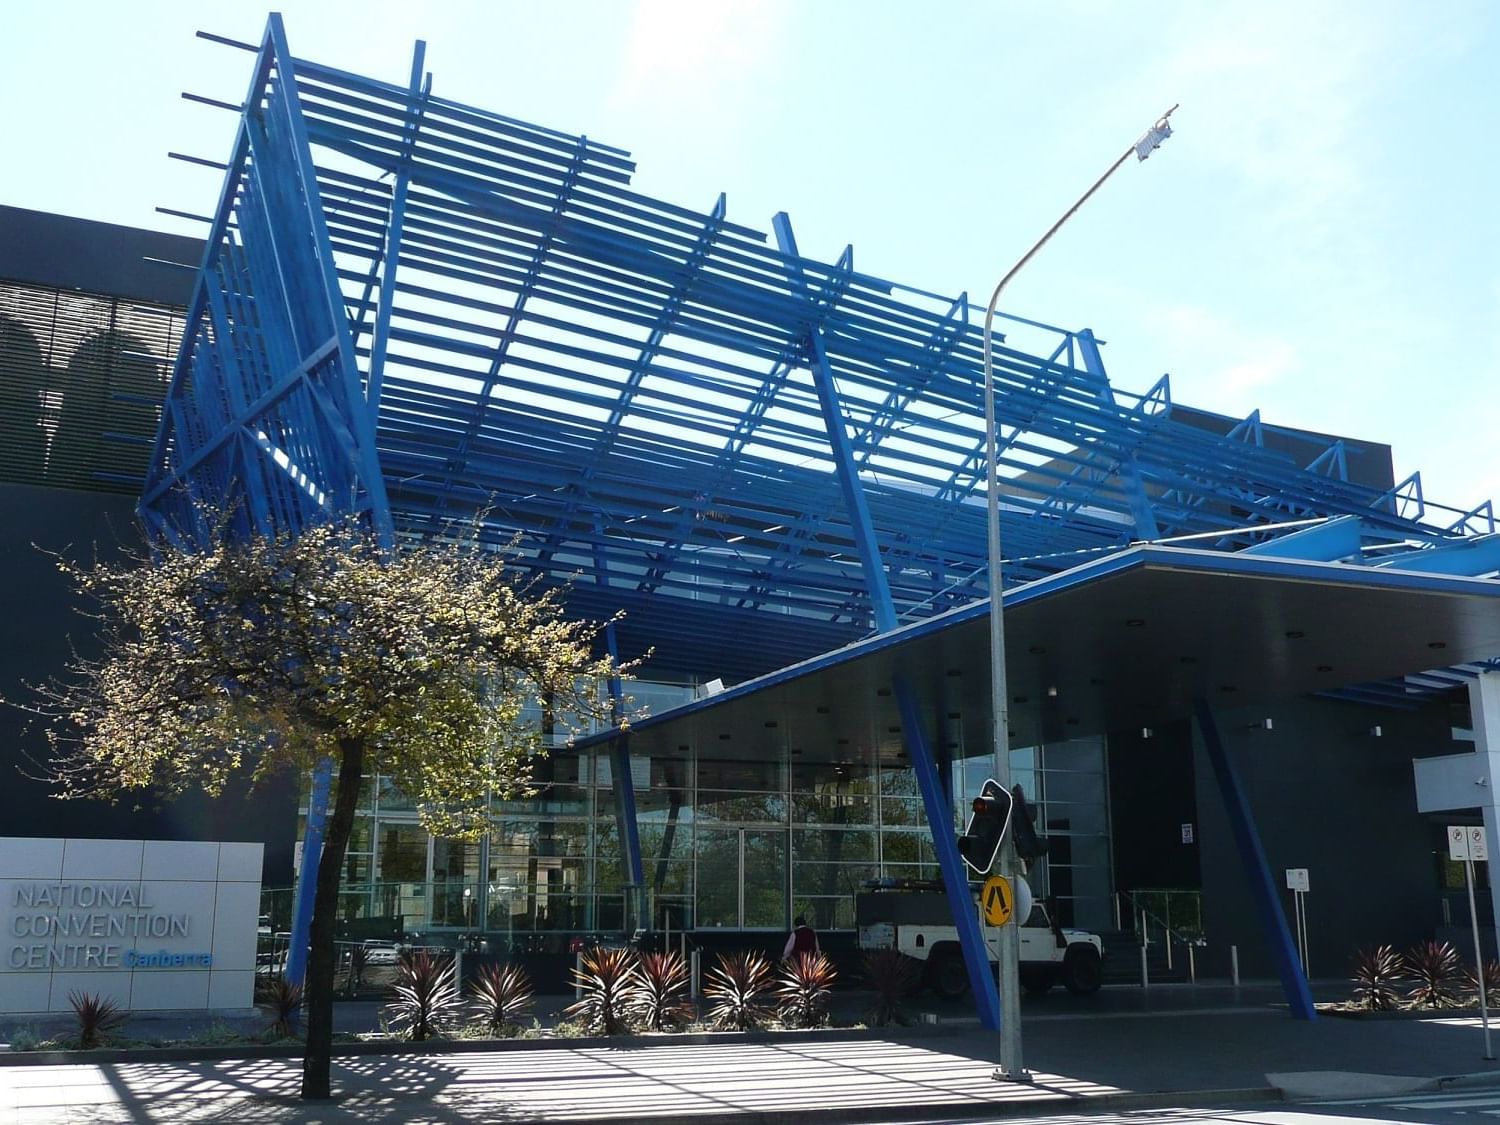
top-left (696, 828), bottom-right (787, 929)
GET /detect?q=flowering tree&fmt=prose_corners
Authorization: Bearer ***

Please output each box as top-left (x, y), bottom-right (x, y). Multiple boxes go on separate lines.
top-left (31, 517), bottom-right (624, 1098)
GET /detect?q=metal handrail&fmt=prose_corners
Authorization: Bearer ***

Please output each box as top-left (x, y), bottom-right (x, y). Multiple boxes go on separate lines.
top-left (1117, 889), bottom-right (1206, 983)
top-left (1117, 888), bottom-right (1203, 945)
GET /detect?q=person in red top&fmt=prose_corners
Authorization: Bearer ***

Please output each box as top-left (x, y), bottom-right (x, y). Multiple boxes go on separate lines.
top-left (782, 915), bottom-right (819, 960)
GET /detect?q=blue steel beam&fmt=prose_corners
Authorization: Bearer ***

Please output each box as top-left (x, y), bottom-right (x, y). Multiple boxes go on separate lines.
top-left (366, 40), bottom-right (431, 411)
top-left (1194, 699), bottom-right (1316, 1020)
top-left (1076, 329), bottom-right (1160, 540)
top-left (772, 212), bottom-right (894, 631)
top-left (1241, 515), bottom-right (1363, 561)
top-left (775, 213), bottom-right (1000, 1024)
top-left (896, 678), bottom-right (1003, 1030)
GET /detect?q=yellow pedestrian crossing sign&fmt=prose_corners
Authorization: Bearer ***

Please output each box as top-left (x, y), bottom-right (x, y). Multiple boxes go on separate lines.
top-left (982, 875), bottom-right (1014, 926)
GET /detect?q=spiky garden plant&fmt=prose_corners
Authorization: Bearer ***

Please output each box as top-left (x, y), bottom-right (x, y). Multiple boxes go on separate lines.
top-left (256, 975), bottom-right (305, 1039)
top-left (630, 950), bottom-right (693, 1032)
top-left (385, 950), bottom-right (463, 1041)
top-left (776, 950), bottom-right (838, 1029)
top-left (704, 950), bottom-right (775, 1031)
top-left (863, 949), bottom-right (921, 1027)
top-left (469, 961), bottom-right (535, 1037)
top-left (1349, 945), bottom-right (1404, 1011)
top-left (68, 991), bottom-right (127, 1049)
top-left (1475, 960), bottom-right (1500, 1008)
top-left (1406, 940), bottom-right (1463, 1009)
top-left (564, 945), bottom-right (638, 1035)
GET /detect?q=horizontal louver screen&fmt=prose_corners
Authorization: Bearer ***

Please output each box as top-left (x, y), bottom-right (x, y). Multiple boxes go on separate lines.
top-left (0, 278), bottom-right (183, 494)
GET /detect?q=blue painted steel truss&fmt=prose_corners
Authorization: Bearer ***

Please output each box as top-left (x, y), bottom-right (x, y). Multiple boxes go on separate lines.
top-left (146, 18), bottom-right (1499, 694)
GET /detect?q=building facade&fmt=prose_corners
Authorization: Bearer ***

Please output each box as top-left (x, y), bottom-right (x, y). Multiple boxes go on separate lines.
top-left (5, 17), bottom-right (1499, 1006)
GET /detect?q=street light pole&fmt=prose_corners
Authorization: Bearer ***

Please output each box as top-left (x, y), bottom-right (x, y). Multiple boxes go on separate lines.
top-left (983, 106), bottom-right (1177, 1083)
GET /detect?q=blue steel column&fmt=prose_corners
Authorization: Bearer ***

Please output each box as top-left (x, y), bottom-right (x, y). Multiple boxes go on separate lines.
top-left (897, 679), bottom-right (1003, 1029)
top-left (605, 622), bottom-right (646, 931)
top-left (774, 212), bottom-right (1002, 1029)
top-left (367, 40), bottom-right (429, 410)
top-left (267, 11), bottom-right (397, 984)
top-left (284, 756), bottom-right (334, 986)
top-left (1076, 330), bottom-right (1160, 540)
top-left (771, 212), bottom-right (895, 632)
top-left (1194, 699), bottom-right (1316, 1019)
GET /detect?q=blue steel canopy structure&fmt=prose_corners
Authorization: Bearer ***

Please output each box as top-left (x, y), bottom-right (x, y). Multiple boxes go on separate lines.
top-left (139, 15), bottom-right (1500, 1037)
top-left (144, 17), bottom-right (1500, 688)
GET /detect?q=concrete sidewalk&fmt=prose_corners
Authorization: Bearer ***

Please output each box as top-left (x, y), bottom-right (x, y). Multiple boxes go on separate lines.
top-left (4, 985), bottom-right (1500, 1123)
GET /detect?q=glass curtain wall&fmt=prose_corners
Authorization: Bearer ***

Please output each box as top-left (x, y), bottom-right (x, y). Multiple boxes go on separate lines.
top-left (958, 736), bottom-right (1114, 931)
top-left (305, 693), bottom-right (1113, 941)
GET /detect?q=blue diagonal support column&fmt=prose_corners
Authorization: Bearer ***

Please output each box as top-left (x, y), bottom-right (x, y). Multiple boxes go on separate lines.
top-left (897, 677), bottom-right (1003, 1029)
top-left (604, 622), bottom-right (646, 930)
top-left (774, 211), bottom-right (999, 1026)
top-left (1194, 699), bottom-right (1316, 1020)
top-left (1077, 330), bottom-right (1160, 540)
top-left (284, 755), bottom-right (333, 988)
top-left (367, 40), bottom-right (430, 411)
top-left (772, 212), bottom-right (895, 632)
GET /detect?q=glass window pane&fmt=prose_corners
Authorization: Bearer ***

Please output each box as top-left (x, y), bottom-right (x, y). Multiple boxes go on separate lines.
top-left (696, 791), bottom-right (785, 824)
top-left (696, 827), bottom-right (739, 928)
top-left (742, 830), bottom-right (787, 929)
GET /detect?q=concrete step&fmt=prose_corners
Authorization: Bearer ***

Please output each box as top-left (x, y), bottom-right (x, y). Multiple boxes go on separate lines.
top-left (1099, 929), bottom-right (1193, 984)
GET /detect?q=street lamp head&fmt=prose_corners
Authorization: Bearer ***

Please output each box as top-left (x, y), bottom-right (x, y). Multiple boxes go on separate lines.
top-left (1134, 104), bottom-right (1180, 162)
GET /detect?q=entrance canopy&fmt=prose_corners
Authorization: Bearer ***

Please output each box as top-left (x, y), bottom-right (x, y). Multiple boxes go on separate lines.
top-left (588, 544), bottom-right (1500, 763)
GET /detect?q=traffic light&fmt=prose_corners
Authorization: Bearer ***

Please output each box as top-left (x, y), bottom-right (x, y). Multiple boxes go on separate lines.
top-left (957, 778), bottom-right (1012, 875)
top-left (1010, 784), bottom-right (1050, 863)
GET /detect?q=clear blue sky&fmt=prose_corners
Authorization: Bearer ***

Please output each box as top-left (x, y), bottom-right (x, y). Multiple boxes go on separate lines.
top-left (6, 1), bottom-right (1497, 516)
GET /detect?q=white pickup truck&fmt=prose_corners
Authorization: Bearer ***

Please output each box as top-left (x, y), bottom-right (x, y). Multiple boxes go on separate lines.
top-left (856, 883), bottom-right (1104, 999)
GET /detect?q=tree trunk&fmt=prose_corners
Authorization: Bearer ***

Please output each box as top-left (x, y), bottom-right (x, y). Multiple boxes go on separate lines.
top-left (300, 738), bottom-right (365, 1100)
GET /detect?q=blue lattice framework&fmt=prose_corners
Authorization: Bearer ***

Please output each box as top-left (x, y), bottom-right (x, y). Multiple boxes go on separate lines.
top-left (145, 16), bottom-right (1500, 692)
top-left (142, 14), bottom-right (1500, 1034)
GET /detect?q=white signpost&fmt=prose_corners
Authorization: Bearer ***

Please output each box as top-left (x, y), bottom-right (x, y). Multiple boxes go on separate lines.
top-left (1284, 868), bottom-right (1310, 977)
top-left (1449, 825), bottom-right (1495, 1061)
